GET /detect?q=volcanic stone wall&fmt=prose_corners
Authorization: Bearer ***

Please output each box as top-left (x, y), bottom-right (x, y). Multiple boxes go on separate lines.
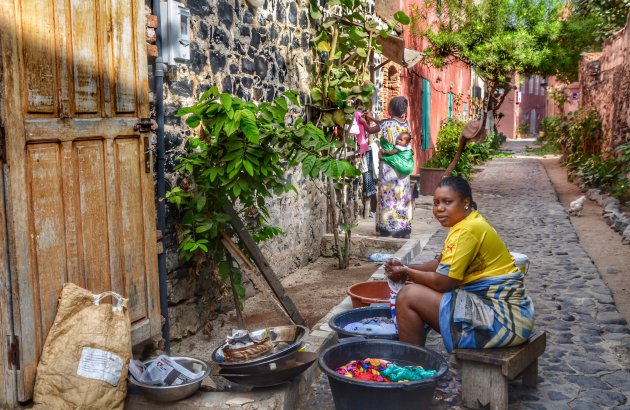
top-left (152, 0), bottom-right (325, 339)
top-left (579, 12), bottom-right (630, 158)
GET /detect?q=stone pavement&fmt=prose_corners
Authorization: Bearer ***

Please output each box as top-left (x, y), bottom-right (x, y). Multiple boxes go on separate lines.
top-left (303, 140), bottom-right (630, 409)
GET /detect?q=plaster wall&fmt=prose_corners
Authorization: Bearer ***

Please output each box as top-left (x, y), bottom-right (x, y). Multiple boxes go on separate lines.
top-left (401, 0), bottom-right (472, 170)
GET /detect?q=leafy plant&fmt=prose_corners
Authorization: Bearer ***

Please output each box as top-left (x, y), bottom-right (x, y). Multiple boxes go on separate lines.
top-left (542, 109), bottom-right (629, 201)
top-left (423, 119), bottom-right (493, 179)
top-left (167, 86), bottom-right (357, 306)
top-left (309, 0), bottom-right (409, 268)
top-left (486, 132), bottom-right (507, 151)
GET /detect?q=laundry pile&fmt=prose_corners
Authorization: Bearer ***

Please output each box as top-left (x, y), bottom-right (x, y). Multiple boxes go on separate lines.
top-left (335, 358), bottom-right (437, 383)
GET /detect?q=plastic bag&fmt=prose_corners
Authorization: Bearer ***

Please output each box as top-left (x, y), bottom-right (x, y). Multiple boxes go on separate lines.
top-left (129, 355), bottom-right (204, 386)
top-left (33, 283), bottom-right (132, 410)
top-left (349, 117), bottom-right (361, 134)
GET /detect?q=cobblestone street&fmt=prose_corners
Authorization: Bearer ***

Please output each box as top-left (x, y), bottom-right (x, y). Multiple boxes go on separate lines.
top-left (304, 141), bottom-right (630, 409)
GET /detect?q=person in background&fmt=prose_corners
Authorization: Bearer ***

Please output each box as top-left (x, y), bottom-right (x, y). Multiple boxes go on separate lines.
top-left (384, 176), bottom-right (535, 352)
top-left (362, 96), bottom-right (413, 238)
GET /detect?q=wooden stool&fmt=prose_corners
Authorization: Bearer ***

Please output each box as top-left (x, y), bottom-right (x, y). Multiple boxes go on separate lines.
top-left (454, 331), bottom-right (546, 410)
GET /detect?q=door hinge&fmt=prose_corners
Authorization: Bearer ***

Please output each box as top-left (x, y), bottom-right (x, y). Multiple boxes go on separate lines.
top-left (134, 118), bottom-right (153, 133)
top-left (6, 335), bottom-right (19, 370)
top-left (144, 138), bottom-right (151, 173)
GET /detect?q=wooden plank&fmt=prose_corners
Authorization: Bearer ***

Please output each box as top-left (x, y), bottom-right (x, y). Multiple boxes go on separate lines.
top-left (20, 0), bottom-right (57, 114)
top-left (60, 142), bottom-right (81, 287)
top-left (2, 0), bottom-right (40, 400)
top-left (461, 361), bottom-right (508, 410)
top-left (27, 144), bottom-right (68, 333)
top-left (0, 166), bottom-right (17, 407)
top-left (223, 202), bottom-right (306, 327)
top-left (116, 138), bottom-right (148, 323)
top-left (502, 331), bottom-right (546, 380)
top-left (54, 0), bottom-right (72, 117)
top-left (104, 138), bottom-right (123, 298)
top-left (98, 0), bottom-right (113, 116)
top-left (75, 140), bottom-right (110, 292)
top-left (70, 0), bottom-right (101, 114)
top-left (111, 0), bottom-right (137, 113)
top-left (454, 330), bottom-right (546, 379)
top-left (24, 117), bottom-right (140, 142)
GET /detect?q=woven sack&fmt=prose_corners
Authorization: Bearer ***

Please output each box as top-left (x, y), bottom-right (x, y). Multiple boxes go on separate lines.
top-left (33, 283), bottom-right (131, 409)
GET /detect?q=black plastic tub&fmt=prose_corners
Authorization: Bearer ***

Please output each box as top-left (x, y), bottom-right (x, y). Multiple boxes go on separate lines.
top-left (319, 339), bottom-right (448, 410)
top-left (329, 306), bottom-right (398, 340)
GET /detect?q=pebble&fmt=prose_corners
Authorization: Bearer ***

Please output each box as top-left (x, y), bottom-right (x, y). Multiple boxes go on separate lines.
top-left (561, 314), bottom-right (575, 322)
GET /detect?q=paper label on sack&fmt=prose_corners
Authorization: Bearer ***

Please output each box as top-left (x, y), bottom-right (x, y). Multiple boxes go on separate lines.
top-left (76, 347), bottom-right (124, 386)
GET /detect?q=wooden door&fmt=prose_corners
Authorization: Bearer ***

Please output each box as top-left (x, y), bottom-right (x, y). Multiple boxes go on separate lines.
top-left (0, 0), bottom-right (161, 404)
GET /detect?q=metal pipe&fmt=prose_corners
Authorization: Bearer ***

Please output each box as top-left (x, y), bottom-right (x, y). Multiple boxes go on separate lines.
top-left (152, 0), bottom-right (170, 354)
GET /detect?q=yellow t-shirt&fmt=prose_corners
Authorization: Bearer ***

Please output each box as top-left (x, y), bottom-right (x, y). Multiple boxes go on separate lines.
top-left (436, 210), bottom-right (517, 286)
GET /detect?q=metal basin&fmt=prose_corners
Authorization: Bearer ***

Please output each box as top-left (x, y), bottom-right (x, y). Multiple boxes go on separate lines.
top-left (210, 325), bottom-right (309, 371)
top-left (128, 357), bottom-right (210, 402)
top-left (217, 351), bottom-right (318, 387)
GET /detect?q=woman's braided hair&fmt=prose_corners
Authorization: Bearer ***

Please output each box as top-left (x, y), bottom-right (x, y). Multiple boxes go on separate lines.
top-left (437, 176), bottom-right (478, 210)
top-left (388, 96), bottom-right (408, 118)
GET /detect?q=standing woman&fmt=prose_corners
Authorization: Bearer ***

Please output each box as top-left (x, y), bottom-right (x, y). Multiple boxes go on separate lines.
top-left (363, 96), bottom-right (413, 238)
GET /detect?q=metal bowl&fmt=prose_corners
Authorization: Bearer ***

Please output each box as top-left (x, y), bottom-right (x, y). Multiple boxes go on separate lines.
top-left (210, 325), bottom-right (309, 371)
top-left (127, 357), bottom-right (210, 402)
top-left (217, 351), bottom-right (318, 387)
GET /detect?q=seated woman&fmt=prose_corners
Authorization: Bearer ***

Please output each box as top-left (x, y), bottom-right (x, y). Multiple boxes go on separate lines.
top-left (379, 132), bottom-right (414, 177)
top-left (385, 176), bottom-right (535, 352)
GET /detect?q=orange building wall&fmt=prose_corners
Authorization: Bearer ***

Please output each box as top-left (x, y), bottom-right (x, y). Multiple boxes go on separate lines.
top-left (399, 0), bottom-right (472, 172)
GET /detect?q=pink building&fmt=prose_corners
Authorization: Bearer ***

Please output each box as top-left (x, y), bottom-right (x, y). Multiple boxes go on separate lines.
top-left (398, 0), bottom-right (472, 170)
top-left (544, 77), bottom-right (580, 118)
top-left (496, 75), bottom-right (547, 138)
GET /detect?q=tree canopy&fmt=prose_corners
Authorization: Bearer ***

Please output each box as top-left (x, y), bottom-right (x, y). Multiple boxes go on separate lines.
top-left (409, 0), bottom-right (629, 94)
top-left (570, 0), bottom-right (630, 43)
top-left (410, 0), bottom-right (567, 91)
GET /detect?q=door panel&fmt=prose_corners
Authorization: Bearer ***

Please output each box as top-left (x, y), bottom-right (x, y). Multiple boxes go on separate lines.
top-left (27, 144), bottom-right (67, 333)
top-left (1, 0), bottom-right (161, 403)
top-left (112, 0), bottom-right (138, 114)
top-left (70, 0), bottom-right (101, 114)
top-left (116, 138), bottom-right (149, 323)
top-left (20, 0), bottom-right (58, 114)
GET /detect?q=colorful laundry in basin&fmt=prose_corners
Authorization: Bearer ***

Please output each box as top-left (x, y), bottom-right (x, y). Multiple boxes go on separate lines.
top-left (335, 358), bottom-right (437, 383)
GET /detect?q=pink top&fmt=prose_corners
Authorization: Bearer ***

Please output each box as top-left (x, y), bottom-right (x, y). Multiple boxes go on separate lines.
top-left (355, 112), bottom-right (368, 155)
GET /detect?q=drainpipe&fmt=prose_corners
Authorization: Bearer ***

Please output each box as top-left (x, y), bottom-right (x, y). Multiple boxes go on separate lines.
top-left (152, 0), bottom-right (170, 354)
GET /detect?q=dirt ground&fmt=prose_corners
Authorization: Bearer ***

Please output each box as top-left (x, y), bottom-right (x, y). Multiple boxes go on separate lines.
top-left (541, 155), bottom-right (630, 325)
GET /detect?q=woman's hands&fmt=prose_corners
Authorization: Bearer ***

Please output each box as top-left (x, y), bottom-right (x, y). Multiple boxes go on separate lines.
top-left (385, 259), bottom-right (408, 282)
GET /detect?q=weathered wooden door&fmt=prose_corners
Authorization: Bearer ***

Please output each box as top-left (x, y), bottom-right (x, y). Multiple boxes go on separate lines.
top-left (0, 0), bottom-right (161, 405)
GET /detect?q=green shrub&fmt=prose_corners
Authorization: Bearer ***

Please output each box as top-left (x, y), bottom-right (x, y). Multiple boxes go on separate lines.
top-left (548, 109), bottom-right (629, 201)
top-left (422, 119), bottom-right (493, 179)
top-left (561, 109), bottom-right (602, 163)
top-left (486, 131), bottom-right (506, 150)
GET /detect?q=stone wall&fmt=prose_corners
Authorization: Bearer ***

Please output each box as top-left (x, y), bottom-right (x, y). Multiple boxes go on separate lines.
top-left (151, 0), bottom-right (326, 339)
top-left (579, 12), bottom-right (630, 158)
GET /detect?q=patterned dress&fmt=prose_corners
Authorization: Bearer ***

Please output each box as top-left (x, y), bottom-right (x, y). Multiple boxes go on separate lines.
top-left (376, 118), bottom-right (413, 237)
